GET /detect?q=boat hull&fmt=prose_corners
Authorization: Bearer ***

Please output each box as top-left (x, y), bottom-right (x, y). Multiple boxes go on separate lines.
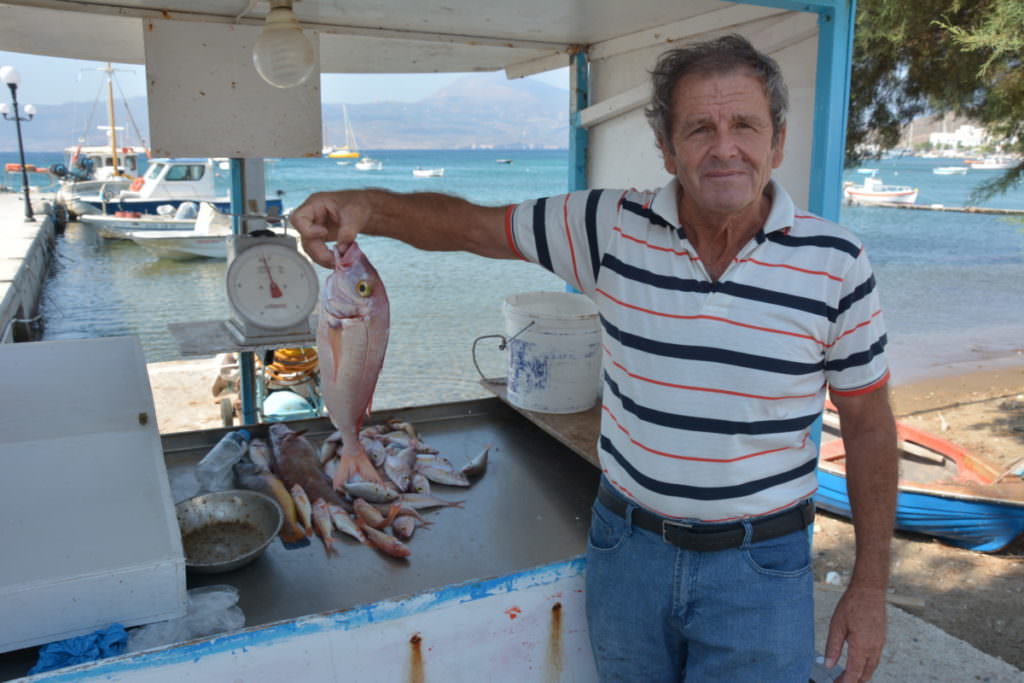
top-left (76, 197), bottom-right (283, 216)
top-left (816, 470), bottom-right (1024, 552)
top-left (843, 188), bottom-right (918, 205)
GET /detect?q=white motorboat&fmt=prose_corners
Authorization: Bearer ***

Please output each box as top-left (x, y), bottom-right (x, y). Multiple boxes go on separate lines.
top-left (843, 176), bottom-right (918, 205)
top-left (70, 157), bottom-right (284, 216)
top-left (79, 202), bottom-right (199, 240)
top-left (933, 166), bottom-right (968, 175)
top-left (355, 157), bottom-right (383, 171)
top-left (967, 156), bottom-right (1015, 171)
top-left (412, 167), bottom-right (445, 177)
top-left (124, 202), bottom-right (238, 260)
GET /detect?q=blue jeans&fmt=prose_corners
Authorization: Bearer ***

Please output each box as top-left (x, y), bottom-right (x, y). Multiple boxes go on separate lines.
top-left (585, 483), bottom-right (814, 682)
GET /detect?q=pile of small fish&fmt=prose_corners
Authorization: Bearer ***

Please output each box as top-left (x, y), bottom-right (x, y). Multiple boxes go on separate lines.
top-left (233, 420), bottom-right (488, 560)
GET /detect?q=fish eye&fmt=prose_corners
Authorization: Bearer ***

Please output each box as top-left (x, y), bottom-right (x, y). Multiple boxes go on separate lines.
top-left (356, 280), bottom-right (373, 297)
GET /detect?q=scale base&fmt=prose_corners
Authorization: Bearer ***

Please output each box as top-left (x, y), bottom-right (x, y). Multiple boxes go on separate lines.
top-left (224, 317), bottom-right (315, 348)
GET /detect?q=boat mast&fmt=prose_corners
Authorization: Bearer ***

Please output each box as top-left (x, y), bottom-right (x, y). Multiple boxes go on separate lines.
top-left (104, 63), bottom-right (121, 177)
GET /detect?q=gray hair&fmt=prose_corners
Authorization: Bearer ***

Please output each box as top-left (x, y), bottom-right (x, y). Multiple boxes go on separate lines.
top-left (644, 34), bottom-right (789, 147)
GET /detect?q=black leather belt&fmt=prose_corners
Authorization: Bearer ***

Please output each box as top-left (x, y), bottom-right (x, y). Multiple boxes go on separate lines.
top-left (597, 485), bottom-right (814, 552)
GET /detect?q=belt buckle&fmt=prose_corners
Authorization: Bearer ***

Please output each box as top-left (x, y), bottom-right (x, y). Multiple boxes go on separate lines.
top-left (661, 518), bottom-right (692, 544)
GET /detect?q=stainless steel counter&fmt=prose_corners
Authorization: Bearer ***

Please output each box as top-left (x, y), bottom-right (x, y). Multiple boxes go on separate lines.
top-left (164, 397), bottom-right (600, 629)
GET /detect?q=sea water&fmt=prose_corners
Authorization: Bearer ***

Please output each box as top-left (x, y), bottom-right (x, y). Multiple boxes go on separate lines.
top-left (6, 150), bottom-right (1024, 408)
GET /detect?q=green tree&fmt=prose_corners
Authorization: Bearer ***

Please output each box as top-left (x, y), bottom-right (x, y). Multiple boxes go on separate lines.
top-left (847, 0), bottom-right (1023, 201)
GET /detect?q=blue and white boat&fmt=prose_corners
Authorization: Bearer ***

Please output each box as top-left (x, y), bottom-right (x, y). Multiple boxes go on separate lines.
top-left (817, 404), bottom-right (1024, 553)
top-left (69, 158), bottom-right (283, 217)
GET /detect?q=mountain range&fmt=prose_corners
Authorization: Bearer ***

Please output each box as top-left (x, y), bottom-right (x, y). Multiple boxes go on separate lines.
top-left (4, 73), bottom-right (569, 153)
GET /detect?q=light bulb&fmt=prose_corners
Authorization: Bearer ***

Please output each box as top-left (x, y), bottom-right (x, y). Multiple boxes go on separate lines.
top-left (0, 103), bottom-right (9, 116)
top-left (252, 4), bottom-right (315, 89)
top-left (0, 65), bottom-right (20, 88)
top-left (24, 104), bottom-right (36, 116)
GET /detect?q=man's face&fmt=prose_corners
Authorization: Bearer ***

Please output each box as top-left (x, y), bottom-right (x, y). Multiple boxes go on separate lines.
top-left (660, 70), bottom-right (785, 220)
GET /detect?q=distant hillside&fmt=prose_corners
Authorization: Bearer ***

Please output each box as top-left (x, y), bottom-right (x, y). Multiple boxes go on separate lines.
top-left (4, 74), bottom-right (569, 152)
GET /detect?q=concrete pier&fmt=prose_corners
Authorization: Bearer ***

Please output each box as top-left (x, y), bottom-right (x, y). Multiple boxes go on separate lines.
top-left (0, 193), bottom-right (56, 343)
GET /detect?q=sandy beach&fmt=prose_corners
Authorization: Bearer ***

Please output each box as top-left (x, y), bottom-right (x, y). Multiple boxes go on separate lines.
top-left (146, 357), bottom-right (1024, 676)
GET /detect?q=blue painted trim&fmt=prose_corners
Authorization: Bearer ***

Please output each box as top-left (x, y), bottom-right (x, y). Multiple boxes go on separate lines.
top-left (725, 0), bottom-right (855, 221)
top-left (230, 159), bottom-right (258, 425)
top-left (568, 50), bottom-right (589, 193)
top-left (31, 556), bottom-right (587, 681)
top-left (807, 2), bottom-right (856, 220)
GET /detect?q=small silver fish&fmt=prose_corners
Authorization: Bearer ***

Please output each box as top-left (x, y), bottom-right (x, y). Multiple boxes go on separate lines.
top-left (319, 432), bottom-right (342, 465)
top-left (249, 438), bottom-right (273, 472)
top-left (416, 463), bottom-right (470, 487)
top-left (411, 472), bottom-right (431, 496)
top-left (460, 446), bottom-right (490, 478)
top-left (353, 497), bottom-right (388, 529)
top-left (391, 515), bottom-right (419, 541)
top-left (384, 446), bottom-right (417, 491)
top-left (344, 480), bottom-right (400, 503)
top-left (400, 493), bottom-right (465, 510)
top-left (360, 435), bottom-right (389, 468)
top-left (328, 502), bottom-right (367, 544)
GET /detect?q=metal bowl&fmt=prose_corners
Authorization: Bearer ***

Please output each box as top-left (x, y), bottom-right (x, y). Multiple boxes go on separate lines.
top-left (176, 490), bottom-right (283, 574)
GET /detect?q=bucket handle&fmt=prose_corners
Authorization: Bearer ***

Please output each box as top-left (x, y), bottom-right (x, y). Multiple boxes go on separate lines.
top-left (471, 320), bottom-right (536, 383)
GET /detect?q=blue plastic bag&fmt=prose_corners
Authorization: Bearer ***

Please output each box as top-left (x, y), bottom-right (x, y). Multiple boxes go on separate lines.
top-left (29, 623), bottom-right (127, 674)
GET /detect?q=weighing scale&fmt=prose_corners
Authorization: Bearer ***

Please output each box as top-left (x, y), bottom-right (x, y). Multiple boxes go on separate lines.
top-left (224, 234), bottom-right (319, 346)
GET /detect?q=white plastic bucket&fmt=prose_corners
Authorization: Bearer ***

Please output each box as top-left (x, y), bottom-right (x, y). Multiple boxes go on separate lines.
top-left (501, 291), bottom-right (602, 414)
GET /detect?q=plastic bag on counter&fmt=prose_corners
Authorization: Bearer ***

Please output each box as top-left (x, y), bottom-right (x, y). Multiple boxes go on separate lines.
top-left (125, 585), bottom-right (245, 654)
top-left (195, 429), bottom-right (251, 493)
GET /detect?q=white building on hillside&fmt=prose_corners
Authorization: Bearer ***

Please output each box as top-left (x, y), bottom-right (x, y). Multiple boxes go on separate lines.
top-left (929, 124), bottom-right (987, 150)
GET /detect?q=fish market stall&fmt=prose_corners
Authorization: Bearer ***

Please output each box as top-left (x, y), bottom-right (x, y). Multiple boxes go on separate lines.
top-left (0, 387), bottom-right (602, 681)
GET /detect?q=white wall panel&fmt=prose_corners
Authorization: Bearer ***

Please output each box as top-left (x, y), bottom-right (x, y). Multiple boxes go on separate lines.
top-left (144, 19), bottom-right (322, 158)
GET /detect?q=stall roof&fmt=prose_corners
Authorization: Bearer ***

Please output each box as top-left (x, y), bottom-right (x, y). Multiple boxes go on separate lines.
top-left (3, 0), bottom-right (801, 75)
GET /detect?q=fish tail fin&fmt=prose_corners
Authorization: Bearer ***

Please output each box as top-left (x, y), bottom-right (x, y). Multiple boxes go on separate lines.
top-left (279, 522), bottom-right (306, 544)
top-left (333, 439), bottom-right (384, 490)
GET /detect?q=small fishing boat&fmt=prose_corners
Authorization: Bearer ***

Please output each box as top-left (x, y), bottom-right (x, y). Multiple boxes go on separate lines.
top-left (855, 167), bottom-right (877, 175)
top-left (842, 176), bottom-right (918, 205)
top-left (124, 202), bottom-right (238, 260)
top-left (496, 158), bottom-right (513, 164)
top-left (70, 158), bottom-right (284, 216)
top-left (967, 156), bottom-right (1015, 171)
top-left (79, 203), bottom-right (199, 240)
top-left (933, 166), bottom-right (968, 175)
top-left (816, 404), bottom-right (1024, 552)
top-left (412, 167), bottom-right (445, 177)
top-left (354, 157), bottom-right (383, 171)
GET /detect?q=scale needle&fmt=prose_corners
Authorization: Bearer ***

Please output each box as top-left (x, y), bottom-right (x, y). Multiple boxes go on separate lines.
top-left (261, 255), bottom-right (284, 298)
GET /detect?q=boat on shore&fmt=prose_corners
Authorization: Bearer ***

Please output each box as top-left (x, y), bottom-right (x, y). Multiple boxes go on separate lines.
top-left (843, 176), bottom-right (918, 205)
top-left (816, 404), bottom-right (1024, 552)
top-left (412, 167), bottom-right (445, 177)
top-left (933, 166), bottom-right (968, 175)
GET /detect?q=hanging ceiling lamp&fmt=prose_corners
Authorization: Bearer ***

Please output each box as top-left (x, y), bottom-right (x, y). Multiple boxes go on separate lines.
top-left (252, 0), bottom-right (316, 88)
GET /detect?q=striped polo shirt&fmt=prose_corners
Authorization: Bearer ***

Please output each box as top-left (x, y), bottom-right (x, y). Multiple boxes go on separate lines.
top-left (505, 179), bottom-right (889, 521)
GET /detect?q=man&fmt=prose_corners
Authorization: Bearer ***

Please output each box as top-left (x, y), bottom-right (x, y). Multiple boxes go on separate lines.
top-left (292, 34), bottom-right (898, 682)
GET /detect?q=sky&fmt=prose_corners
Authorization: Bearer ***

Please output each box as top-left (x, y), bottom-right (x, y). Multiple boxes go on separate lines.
top-left (0, 51), bottom-right (568, 107)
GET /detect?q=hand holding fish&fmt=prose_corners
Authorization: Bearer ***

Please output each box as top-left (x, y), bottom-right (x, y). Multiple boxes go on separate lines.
top-left (291, 190), bottom-right (372, 269)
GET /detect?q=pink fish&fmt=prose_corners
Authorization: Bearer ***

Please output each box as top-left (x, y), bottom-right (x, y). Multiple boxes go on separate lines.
top-left (317, 241), bottom-right (390, 489)
top-left (312, 498), bottom-right (338, 557)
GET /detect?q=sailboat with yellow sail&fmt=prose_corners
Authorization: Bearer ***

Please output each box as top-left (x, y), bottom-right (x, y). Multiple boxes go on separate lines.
top-left (322, 104), bottom-right (360, 159)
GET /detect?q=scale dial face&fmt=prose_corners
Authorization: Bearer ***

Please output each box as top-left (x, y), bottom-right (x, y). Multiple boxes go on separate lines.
top-left (226, 242), bottom-right (319, 331)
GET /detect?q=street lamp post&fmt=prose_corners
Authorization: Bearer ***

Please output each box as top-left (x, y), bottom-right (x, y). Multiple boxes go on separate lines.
top-left (1, 66), bottom-right (37, 222)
